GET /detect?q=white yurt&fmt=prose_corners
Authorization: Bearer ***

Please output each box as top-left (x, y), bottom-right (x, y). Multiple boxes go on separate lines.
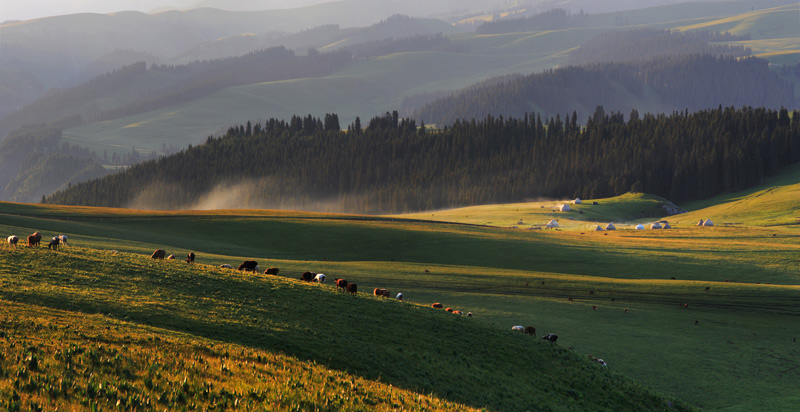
top-left (696, 219), bottom-right (705, 226)
top-left (663, 222), bottom-right (672, 229)
top-left (650, 222), bottom-right (663, 229)
top-left (573, 198), bottom-right (582, 205)
top-left (703, 219), bottom-right (715, 227)
top-left (594, 225), bottom-right (604, 231)
top-left (546, 219), bottom-right (559, 228)
top-left (559, 204), bottom-right (572, 212)
top-left (635, 224), bottom-right (645, 230)
top-left (605, 223), bottom-right (616, 231)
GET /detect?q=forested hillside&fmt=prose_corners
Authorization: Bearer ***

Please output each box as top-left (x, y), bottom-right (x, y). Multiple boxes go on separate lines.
top-left (412, 54), bottom-right (797, 126)
top-left (45, 106), bottom-right (800, 213)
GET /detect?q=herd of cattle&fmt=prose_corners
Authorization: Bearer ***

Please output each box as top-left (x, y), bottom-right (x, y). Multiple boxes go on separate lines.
top-left (7, 231), bottom-right (68, 250)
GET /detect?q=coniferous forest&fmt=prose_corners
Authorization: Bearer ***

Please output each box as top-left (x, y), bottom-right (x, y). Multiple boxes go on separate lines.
top-left (45, 106), bottom-right (800, 214)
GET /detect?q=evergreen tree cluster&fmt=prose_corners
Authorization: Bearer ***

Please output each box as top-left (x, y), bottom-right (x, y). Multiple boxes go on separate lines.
top-left (412, 54), bottom-right (796, 127)
top-left (476, 9), bottom-right (585, 34)
top-left (45, 106), bottom-right (800, 214)
top-left (568, 29), bottom-right (751, 66)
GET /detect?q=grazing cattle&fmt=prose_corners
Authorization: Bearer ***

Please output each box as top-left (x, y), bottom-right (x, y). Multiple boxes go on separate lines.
top-left (524, 326), bottom-right (536, 336)
top-left (466, 312), bottom-right (473, 317)
top-left (453, 310), bottom-right (463, 315)
top-left (7, 235), bottom-right (19, 248)
top-left (568, 297), bottom-right (574, 302)
top-left (27, 232), bottom-right (42, 247)
top-left (186, 252), bottom-right (195, 263)
top-left (166, 254), bottom-right (176, 260)
top-left (373, 288), bottom-right (390, 297)
top-left (334, 278), bottom-right (348, 292)
top-left (58, 234), bottom-right (68, 246)
top-left (265, 267), bottom-right (280, 275)
top-left (151, 249), bottom-right (166, 259)
top-left (220, 264), bottom-right (233, 269)
top-left (432, 303), bottom-right (443, 309)
top-left (542, 333), bottom-right (558, 342)
top-left (346, 283), bottom-right (357, 295)
top-left (300, 271), bottom-right (315, 282)
top-left (238, 260), bottom-right (259, 272)
top-left (314, 273), bottom-right (326, 283)
top-left (445, 307), bottom-right (453, 312)
top-left (48, 236), bottom-right (60, 250)
top-left (396, 293), bottom-right (403, 301)
top-left (512, 325), bottom-right (524, 332)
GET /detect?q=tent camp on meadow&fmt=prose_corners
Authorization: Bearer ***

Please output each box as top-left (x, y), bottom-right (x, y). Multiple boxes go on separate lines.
top-left (559, 204), bottom-right (572, 212)
top-left (546, 219), bottom-right (559, 228)
top-left (635, 224), bottom-right (645, 230)
top-left (605, 223), bottom-right (616, 230)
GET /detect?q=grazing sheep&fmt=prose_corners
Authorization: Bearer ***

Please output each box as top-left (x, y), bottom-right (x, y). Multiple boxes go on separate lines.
top-left (512, 325), bottom-right (524, 332)
top-left (220, 264), bottom-right (233, 269)
top-left (432, 302), bottom-right (443, 309)
top-left (334, 278), bottom-right (348, 292)
top-left (166, 254), bottom-right (176, 260)
top-left (396, 293), bottom-right (403, 301)
top-left (300, 271), bottom-right (315, 282)
top-left (265, 267), bottom-right (280, 275)
top-left (151, 249), bottom-right (166, 259)
top-left (346, 283), bottom-right (357, 295)
top-left (314, 273), bottom-right (326, 283)
top-left (542, 333), bottom-right (558, 342)
top-left (445, 307), bottom-right (453, 312)
top-left (47, 236), bottom-right (60, 250)
top-left (524, 326), bottom-right (536, 336)
top-left (7, 235), bottom-right (19, 248)
top-left (238, 260), bottom-right (259, 272)
top-left (27, 232), bottom-right (42, 247)
top-left (58, 234), bottom-right (68, 246)
top-left (186, 252), bottom-right (195, 263)
top-left (453, 310), bottom-right (463, 315)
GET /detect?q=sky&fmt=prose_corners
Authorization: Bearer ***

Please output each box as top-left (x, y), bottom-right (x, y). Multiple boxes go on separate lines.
top-left (0, 0), bottom-right (338, 22)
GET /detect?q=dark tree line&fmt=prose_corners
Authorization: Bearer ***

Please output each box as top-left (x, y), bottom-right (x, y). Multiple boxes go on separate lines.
top-left (341, 33), bottom-right (467, 59)
top-left (476, 9), bottom-right (586, 34)
top-left (45, 106), bottom-right (800, 214)
top-left (568, 29), bottom-right (751, 66)
top-left (412, 54), bottom-right (797, 127)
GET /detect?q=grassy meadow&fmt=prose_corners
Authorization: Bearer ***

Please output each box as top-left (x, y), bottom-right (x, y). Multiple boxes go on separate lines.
top-left (1, 163), bottom-right (800, 410)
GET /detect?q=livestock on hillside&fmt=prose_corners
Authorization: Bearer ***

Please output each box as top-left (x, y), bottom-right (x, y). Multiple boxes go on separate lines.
top-left (524, 326), bottom-right (536, 336)
top-left (512, 325), bottom-right (524, 332)
top-left (265, 267), bottom-right (280, 275)
top-left (57, 234), bottom-right (68, 246)
top-left (151, 249), bottom-right (166, 259)
top-left (542, 333), bottom-right (558, 342)
top-left (27, 232), bottom-right (42, 247)
top-left (166, 254), bottom-right (176, 260)
top-left (396, 293), bottom-right (403, 301)
top-left (373, 288), bottom-right (390, 297)
top-left (335, 278), bottom-right (348, 292)
top-left (346, 283), bottom-right (358, 295)
top-left (47, 236), bottom-right (60, 250)
top-left (432, 302), bottom-right (443, 309)
top-left (300, 271), bottom-right (315, 282)
top-left (466, 312), bottom-right (473, 317)
top-left (186, 252), bottom-right (195, 263)
top-left (314, 273), bottom-right (326, 283)
top-left (445, 307), bottom-right (453, 312)
top-left (238, 260), bottom-right (259, 272)
top-left (220, 264), bottom-right (233, 269)
top-left (453, 310), bottom-right (463, 315)
top-left (7, 235), bottom-right (19, 248)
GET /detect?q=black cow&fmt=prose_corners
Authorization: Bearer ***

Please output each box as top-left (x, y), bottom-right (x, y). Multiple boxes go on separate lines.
top-left (542, 333), bottom-right (558, 342)
top-left (238, 260), bottom-right (259, 272)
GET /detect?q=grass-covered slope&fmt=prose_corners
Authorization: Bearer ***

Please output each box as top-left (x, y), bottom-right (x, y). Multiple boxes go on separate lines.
top-left (0, 246), bottom-right (692, 411)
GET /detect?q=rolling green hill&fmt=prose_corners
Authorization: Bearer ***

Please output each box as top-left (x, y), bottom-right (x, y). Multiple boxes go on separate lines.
top-left (2, 164), bottom-right (800, 410)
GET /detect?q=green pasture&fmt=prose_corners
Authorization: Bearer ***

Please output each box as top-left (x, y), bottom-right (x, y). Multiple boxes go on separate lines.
top-left (1, 165), bottom-right (800, 410)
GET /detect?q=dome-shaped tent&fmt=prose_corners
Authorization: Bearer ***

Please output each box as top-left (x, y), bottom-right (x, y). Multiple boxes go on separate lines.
top-left (635, 224), bottom-right (645, 230)
top-left (650, 222), bottom-right (663, 229)
top-left (663, 222), bottom-right (672, 229)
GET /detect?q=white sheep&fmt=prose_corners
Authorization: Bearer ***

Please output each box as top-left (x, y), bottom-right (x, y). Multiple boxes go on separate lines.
top-left (7, 235), bottom-right (19, 248)
top-left (314, 273), bottom-right (326, 283)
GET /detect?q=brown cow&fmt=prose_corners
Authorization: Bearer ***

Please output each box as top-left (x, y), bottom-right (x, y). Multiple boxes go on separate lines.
top-left (373, 288), bottom-right (390, 297)
top-left (265, 267), bottom-right (280, 275)
top-left (300, 271), bottom-right (315, 282)
top-left (445, 307), bottom-right (453, 312)
top-left (27, 232), bottom-right (42, 247)
top-left (524, 326), bottom-right (536, 336)
top-left (432, 303), bottom-right (443, 309)
top-left (347, 283), bottom-right (357, 295)
top-left (238, 260), bottom-right (259, 272)
top-left (151, 249), bottom-right (166, 259)
top-left (335, 278), bottom-right (348, 292)
top-left (453, 310), bottom-right (463, 315)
